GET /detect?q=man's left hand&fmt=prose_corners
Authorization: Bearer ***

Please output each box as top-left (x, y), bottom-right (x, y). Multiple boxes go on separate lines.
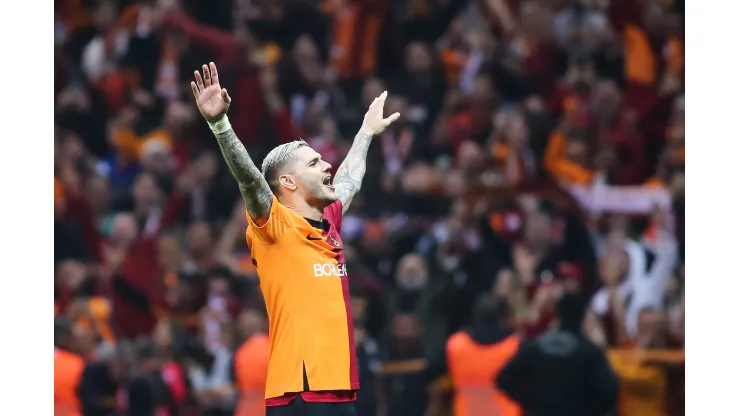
top-left (360, 91), bottom-right (401, 136)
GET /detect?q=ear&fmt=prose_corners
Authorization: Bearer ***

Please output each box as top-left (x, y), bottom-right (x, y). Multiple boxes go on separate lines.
top-left (279, 175), bottom-right (297, 191)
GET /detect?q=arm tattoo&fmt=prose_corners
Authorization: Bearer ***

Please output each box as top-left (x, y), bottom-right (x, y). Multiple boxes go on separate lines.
top-left (214, 128), bottom-right (273, 221)
top-left (333, 132), bottom-right (373, 213)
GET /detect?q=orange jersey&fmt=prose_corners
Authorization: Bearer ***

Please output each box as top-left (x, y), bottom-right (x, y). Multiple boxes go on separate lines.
top-left (246, 196), bottom-right (358, 401)
top-left (54, 348), bottom-right (85, 416)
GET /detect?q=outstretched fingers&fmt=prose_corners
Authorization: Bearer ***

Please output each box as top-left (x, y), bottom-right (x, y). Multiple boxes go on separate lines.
top-left (377, 90), bottom-right (388, 107)
top-left (191, 81), bottom-right (200, 100)
top-left (384, 112), bottom-right (401, 125)
top-left (369, 90), bottom-right (388, 111)
top-left (202, 64), bottom-right (212, 87)
top-left (194, 70), bottom-right (205, 93)
top-left (209, 62), bottom-right (220, 87)
top-left (192, 62), bottom-right (221, 100)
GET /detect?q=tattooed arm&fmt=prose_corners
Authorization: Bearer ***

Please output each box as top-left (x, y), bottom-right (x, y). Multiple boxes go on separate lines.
top-left (214, 128), bottom-right (273, 224)
top-left (333, 90), bottom-right (401, 213)
top-left (333, 131), bottom-right (373, 213)
top-left (191, 62), bottom-right (273, 225)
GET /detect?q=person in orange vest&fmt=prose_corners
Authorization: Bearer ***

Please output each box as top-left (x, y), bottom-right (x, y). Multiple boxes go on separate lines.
top-left (497, 292), bottom-right (619, 416)
top-left (54, 317), bottom-right (85, 416)
top-left (232, 309), bottom-right (270, 416)
top-left (444, 295), bottom-right (522, 416)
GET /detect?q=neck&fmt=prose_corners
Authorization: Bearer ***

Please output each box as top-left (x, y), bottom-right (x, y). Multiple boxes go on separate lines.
top-left (281, 196), bottom-right (324, 221)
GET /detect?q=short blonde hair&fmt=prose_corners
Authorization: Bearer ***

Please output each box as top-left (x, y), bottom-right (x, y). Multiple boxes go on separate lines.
top-left (261, 140), bottom-right (308, 192)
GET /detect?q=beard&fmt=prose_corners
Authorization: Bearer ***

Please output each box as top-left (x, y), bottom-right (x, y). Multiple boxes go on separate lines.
top-left (303, 180), bottom-right (338, 209)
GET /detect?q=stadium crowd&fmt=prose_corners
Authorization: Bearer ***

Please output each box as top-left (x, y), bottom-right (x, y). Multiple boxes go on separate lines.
top-left (54, 0), bottom-right (685, 415)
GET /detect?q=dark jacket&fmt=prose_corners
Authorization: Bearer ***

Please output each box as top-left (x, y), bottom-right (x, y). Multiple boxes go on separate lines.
top-left (78, 362), bottom-right (120, 416)
top-left (496, 329), bottom-right (619, 416)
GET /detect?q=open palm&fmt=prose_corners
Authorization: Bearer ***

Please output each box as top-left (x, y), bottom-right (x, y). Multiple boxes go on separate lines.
top-left (191, 62), bottom-right (232, 122)
top-left (361, 91), bottom-right (401, 136)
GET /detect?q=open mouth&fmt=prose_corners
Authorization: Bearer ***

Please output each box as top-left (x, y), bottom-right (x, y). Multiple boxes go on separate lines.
top-left (322, 175), bottom-right (334, 190)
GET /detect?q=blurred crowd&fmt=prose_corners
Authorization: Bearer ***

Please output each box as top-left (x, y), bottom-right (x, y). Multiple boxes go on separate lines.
top-left (54, 0), bottom-right (685, 415)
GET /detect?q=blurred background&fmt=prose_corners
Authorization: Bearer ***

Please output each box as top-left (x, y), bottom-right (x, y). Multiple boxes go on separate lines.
top-left (53, 0), bottom-right (684, 415)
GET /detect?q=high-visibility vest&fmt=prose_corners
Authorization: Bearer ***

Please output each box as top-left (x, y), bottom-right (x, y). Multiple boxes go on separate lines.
top-left (233, 334), bottom-right (270, 416)
top-left (54, 348), bottom-right (85, 416)
top-left (447, 331), bottom-right (522, 416)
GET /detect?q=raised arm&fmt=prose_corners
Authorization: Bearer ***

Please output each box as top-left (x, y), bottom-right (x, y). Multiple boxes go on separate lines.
top-left (191, 62), bottom-right (273, 224)
top-left (333, 91), bottom-right (400, 213)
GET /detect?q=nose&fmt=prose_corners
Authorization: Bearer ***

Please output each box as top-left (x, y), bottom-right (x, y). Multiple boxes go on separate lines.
top-left (323, 160), bottom-right (332, 171)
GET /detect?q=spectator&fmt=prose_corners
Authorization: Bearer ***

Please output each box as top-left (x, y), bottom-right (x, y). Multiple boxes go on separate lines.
top-left (200, 267), bottom-right (242, 354)
top-left (184, 339), bottom-right (235, 416)
top-left (127, 340), bottom-right (172, 416)
top-left (492, 268), bottom-right (530, 329)
top-left (590, 240), bottom-right (632, 346)
top-left (430, 294), bottom-right (522, 416)
top-left (383, 253), bottom-right (453, 355)
top-left (390, 41), bottom-right (447, 144)
top-left (354, 316), bottom-right (381, 416)
top-left (78, 342), bottom-right (136, 416)
top-left (152, 319), bottom-right (191, 415)
top-left (379, 313), bottom-right (428, 416)
top-left (497, 292), bottom-right (619, 416)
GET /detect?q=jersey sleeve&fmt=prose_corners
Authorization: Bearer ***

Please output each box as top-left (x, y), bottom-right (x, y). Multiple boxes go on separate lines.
top-left (246, 195), bottom-right (292, 244)
top-left (323, 200), bottom-right (344, 233)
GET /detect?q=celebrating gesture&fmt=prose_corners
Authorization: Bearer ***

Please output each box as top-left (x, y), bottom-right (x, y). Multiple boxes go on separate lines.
top-left (189, 62), bottom-right (274, 223)
top-left (331, 90), bottom-right (401, 213)
top-left (187, 60), bottom-right (403, 414)
top-left (191, 62), bottom-right (232, 122)
top-left (360, 90), bottom-right (401, 136)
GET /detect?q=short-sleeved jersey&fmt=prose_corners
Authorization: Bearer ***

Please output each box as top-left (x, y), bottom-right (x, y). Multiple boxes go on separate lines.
top-left (246, 196), bottom-right (359, 400)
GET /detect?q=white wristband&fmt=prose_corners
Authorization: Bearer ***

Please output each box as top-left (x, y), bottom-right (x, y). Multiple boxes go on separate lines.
top-left (208, 115), bottom-right (231, 135)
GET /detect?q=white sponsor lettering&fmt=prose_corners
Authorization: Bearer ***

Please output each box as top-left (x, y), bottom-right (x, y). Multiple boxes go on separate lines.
top-left (312, 263), bottom-right (348, 277)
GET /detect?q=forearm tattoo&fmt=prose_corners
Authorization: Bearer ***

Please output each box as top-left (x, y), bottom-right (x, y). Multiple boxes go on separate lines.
top-left (333, 132), bottom-right (373, 213)
top-left (214, 128), bottom-right (273, 221)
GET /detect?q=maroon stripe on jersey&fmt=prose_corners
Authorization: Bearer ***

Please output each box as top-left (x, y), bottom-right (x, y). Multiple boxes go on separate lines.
top-left (321, 228), bottom-right (360, 389)
top-left (340, 263), bottom-right (360, 388)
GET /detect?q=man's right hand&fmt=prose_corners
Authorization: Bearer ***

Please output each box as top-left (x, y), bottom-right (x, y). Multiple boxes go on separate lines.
top-left (191, 62), bottom-right (232, 122)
